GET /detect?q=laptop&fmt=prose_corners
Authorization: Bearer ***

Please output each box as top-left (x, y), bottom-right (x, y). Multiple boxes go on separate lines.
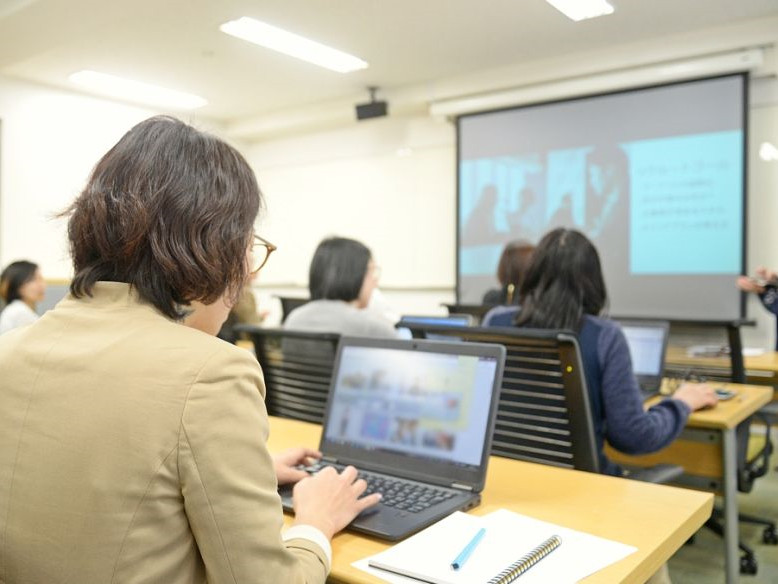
top-left (279, 336), bottom-right (505, 541)
top-left (397, 314), bottom-right (476, 328)
top-left (616, 319), bottom-right (670, 398)
top-left (396, 314), bottom-right (475, 341)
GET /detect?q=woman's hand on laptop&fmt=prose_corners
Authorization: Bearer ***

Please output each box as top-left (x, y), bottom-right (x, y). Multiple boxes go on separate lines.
top-left (292, 465), bottom-right (383, 539)
top-left (272, 447), bottom-right (322, 485)
top-left (673, 383), bottom-right (719, 411)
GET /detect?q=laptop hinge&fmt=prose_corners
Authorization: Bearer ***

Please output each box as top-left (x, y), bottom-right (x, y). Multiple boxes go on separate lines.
top-left (451, 483), bottom-right (474, 491)
top-left (321, 455), bottom-right (339, 464)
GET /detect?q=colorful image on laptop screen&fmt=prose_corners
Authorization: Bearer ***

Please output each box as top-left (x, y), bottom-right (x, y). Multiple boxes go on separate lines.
top-left (323, 345), bottom-right (499, 468)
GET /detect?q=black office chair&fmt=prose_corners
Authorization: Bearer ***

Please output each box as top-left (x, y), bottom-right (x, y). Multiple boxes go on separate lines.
top-left (400, 323), bottom-right (682, 483)
top-left (441, 303), bottom-right (492, 324)
top-left (703, 413), bottom-right (776, 574)
top-left (236, 326), bottom-right (339, 424)
top-left (662, 320), bottom-right (748, 384)
top-left (276, 296), bottom-right (310, 324)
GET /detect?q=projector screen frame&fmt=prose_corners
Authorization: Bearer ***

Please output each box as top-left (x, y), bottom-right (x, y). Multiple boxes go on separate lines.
top-left (454, 72), bottom-right (749, 322)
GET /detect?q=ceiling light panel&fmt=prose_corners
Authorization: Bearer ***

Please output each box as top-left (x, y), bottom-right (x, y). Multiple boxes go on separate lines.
top-left (545, 0), bottom-right (615, 22)
top-left (220, 17), bottom-right (368, 73)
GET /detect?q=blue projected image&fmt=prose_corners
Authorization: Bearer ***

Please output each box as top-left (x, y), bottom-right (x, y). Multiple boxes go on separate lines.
top-left (628, 131), bottom-right (743, 274)
top-left (459, 130), bottom-right (744, 277)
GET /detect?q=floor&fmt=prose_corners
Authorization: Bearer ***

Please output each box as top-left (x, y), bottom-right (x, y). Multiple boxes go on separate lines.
top-left (668, 428), bottom-right (778, 583)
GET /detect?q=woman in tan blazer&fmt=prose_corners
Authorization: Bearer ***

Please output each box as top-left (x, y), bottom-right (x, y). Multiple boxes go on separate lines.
top-left (0, 116), bottom-right (380, 583)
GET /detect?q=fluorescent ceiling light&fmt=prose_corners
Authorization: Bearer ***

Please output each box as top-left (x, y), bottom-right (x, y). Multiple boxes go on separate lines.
top-left (220, 17), bottom-right (368, 73)
top-left (69, 70), bottom-right (207, 110)
top-left (546, 0), bottom-right (614, 22)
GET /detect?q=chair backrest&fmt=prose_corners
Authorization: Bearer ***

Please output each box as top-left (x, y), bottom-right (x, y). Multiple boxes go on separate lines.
top-left (737, 413), bottom-right (773, 493)
top-left (276, 296), bottom-right (310, 324)
top-left (401, 324), bottom-right (599, 472)
top-left (441, 303), bottom-right (492, 324)
top-left (236, 326), bottom-right (340, 423)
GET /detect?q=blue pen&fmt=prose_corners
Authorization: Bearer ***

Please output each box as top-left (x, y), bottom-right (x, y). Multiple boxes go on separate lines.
top-left (451, 527), bottom-right (486, 570)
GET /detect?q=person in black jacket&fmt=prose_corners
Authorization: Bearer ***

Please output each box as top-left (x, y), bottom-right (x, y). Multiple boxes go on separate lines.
top-left (737, 267), bottom-right (778, 350)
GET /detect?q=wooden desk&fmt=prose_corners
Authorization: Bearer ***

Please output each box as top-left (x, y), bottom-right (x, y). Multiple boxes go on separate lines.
top-left (606, 383), bottom-right (774, 584)
top-left (268, 417), bottom-right (713, 584)
top-left (666, 346), bottom-right (778, 388)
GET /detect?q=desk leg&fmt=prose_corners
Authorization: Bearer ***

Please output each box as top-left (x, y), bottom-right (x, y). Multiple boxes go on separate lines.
top-left (723, 428), bottom-right (738, 584)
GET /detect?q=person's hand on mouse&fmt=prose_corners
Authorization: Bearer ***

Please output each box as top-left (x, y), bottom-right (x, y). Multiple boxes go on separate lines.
top-left (673, 383), bottom-right (719, 411)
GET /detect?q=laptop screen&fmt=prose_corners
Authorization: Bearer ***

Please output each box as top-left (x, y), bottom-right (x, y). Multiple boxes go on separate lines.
top-left (323, 344), bottom-right (500, 469)
top-left (620, 324), bottom-right (667, 377)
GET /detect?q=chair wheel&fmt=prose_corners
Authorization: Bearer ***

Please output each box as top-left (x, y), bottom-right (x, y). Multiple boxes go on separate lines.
top-left (763, 526), bottom-right (778, 545)
top-left (740, 555), bottom-right (758, 575)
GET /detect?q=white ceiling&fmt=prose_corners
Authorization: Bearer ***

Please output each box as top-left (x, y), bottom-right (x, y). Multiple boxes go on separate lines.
top-left (1, 0), bottom-right (778, 122)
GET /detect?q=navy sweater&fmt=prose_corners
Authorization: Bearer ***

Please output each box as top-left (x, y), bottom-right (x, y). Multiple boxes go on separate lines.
top-left (484, 308), bottom-right (691, 475)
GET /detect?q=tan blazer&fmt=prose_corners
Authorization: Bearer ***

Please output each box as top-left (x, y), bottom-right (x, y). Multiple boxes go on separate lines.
top-left (0, 282), bottom-right (328, 583)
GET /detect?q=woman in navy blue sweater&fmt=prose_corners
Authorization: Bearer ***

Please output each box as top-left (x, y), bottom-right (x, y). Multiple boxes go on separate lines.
top-left (485, 228), bottom-right (718, 476)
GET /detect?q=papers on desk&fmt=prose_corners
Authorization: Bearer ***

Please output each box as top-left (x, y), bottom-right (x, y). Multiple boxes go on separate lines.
top-left (743, 347), bottom-right (766, 357)
top-left (686, 344), bottom-right (729, 357)
top-left (354, 509), bottom-right (636, 584)
top-left (685, 345), bottom-right (766, 358)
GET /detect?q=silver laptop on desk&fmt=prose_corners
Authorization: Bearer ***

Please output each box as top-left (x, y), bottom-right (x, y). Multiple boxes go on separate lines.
top-left (617, 320), bottom-right (670, 398)
top-left (279, 336), bottom-right (505, 541)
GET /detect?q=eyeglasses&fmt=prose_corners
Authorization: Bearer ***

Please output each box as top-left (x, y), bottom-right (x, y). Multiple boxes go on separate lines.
top-left (250, 235), bottom-right (277, 274)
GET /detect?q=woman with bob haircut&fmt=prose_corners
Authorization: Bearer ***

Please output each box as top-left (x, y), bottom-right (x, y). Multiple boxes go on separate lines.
top-left (482, 240), bottom-right (534, 306)
top-left (284, 236), bottom-right (398, 338)
top-left (486, 228), bottom-right (717, 476)
top-left (0, 260), bottom-right (46, 334)
top-left (0, 116), bottom-right (380, 584)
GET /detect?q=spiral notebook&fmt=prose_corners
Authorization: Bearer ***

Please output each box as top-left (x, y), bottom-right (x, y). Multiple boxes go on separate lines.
top-left (361, 509), bottom-right (636, 584)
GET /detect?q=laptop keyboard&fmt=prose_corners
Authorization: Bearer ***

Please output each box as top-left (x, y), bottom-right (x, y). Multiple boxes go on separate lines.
top-left (301, 462), bottom-right (458, 513)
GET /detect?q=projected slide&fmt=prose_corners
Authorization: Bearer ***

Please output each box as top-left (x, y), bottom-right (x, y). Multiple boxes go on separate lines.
top-left (458, 75), bottom-right (745, 320)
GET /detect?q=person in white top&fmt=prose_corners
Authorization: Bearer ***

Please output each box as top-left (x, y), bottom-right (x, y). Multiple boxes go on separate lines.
top-left (0, 260), bottom-right (46, 334)
top-left (284, 237), bottom-right (400, 338)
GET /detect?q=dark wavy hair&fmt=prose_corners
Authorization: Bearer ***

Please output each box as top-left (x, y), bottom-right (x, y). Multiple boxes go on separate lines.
top-left (62, 116), bottom-right (261, 319)
top-left (0, 260), bottom-right (39, 304)
top-left (309, 237), bottom-right (371, 302)
top-left (515, 228), bottom-right (607, 331)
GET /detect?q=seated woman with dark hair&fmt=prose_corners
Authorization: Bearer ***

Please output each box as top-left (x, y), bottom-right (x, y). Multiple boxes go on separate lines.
top-left (485, 228), bottom-right (717, 476)
top-left (284, 237), bottom-right (399, 338)
top-left (0, 260), bottom-right (46, 334)
top-left (0, 117), bottom-right (379, 583)
top-left (482, 240), bottom-right (534, 306)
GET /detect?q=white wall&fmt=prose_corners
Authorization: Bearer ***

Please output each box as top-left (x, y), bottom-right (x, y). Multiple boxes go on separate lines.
top-left (247, 115), bottom-right (456, 288)
top-left (0, 75), bottom-right (223, 278)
